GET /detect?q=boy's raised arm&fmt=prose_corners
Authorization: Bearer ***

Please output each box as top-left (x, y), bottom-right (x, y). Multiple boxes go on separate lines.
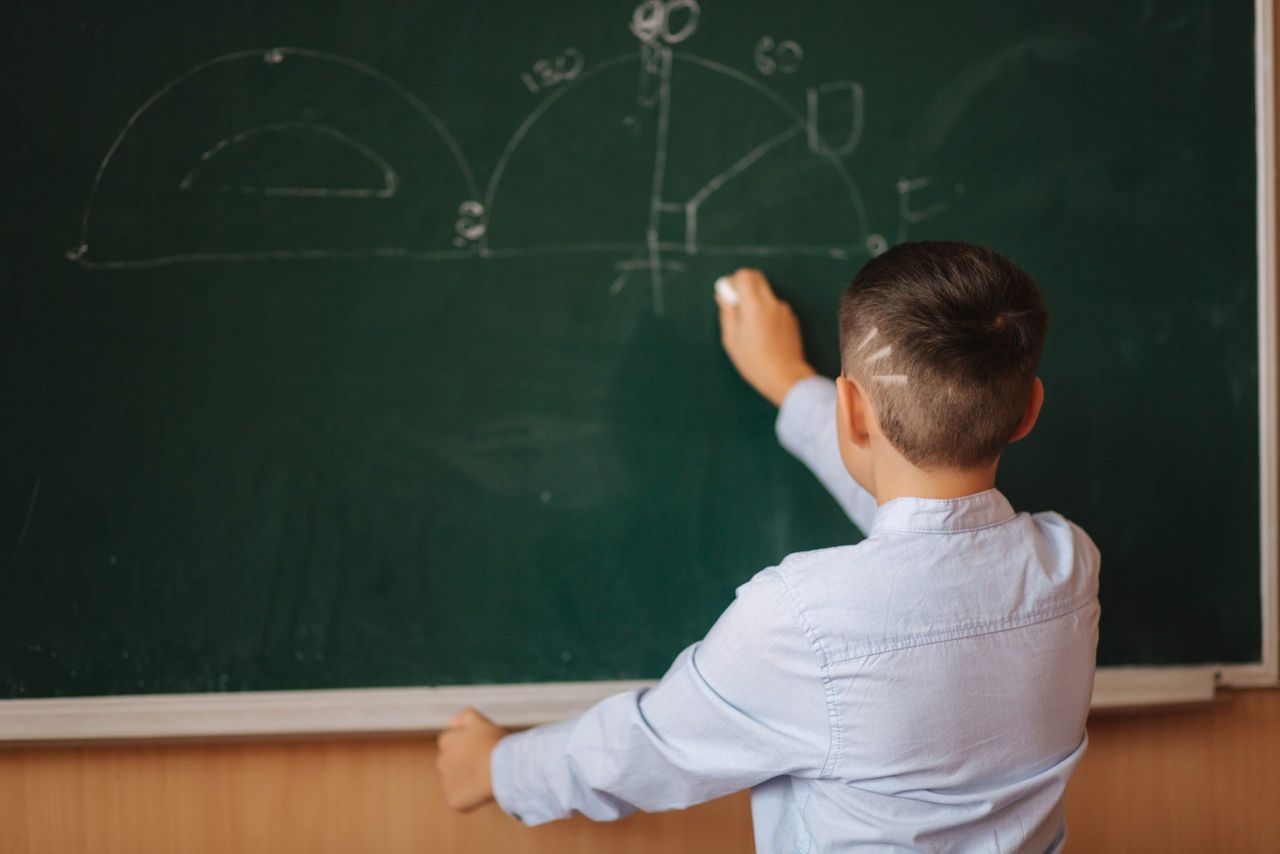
top-left (774, 376), bottom-right (878, 535)
top-left (717, 269), bottom-right (878, 536)
top-left (437, 568), bottom-right (830, 824)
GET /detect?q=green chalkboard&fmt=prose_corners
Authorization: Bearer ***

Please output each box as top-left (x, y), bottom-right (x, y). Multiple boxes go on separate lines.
top-left (1, 0), bottom-right (1267, 699)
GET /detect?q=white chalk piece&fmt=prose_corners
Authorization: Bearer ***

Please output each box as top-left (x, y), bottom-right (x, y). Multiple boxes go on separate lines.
top-left (714, 276), bottom-right (740, 306)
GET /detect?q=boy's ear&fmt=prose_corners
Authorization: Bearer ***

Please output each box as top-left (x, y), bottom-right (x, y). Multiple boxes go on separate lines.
top-left (835, 376), bottom-right (871, 449)
top-left (1009, 377), bottom-right (1045, 443)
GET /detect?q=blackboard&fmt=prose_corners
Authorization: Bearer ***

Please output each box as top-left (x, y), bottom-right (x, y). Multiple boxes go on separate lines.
top-left (2, 0), bottom-right (1274, 704)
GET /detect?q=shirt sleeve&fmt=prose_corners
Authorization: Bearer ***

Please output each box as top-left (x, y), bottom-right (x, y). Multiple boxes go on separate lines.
top-left (775, 375), bottom-right (878, 536)
top-left (489, 569), bottom-right (831, 826)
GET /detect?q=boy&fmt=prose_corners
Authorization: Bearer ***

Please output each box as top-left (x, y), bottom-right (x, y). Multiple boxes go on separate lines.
top-left (436, 242), bottom-right (1100, 852)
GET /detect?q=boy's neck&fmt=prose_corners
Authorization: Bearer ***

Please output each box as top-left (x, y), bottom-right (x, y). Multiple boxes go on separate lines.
top-left (871, 455), bottom-right (999, 506)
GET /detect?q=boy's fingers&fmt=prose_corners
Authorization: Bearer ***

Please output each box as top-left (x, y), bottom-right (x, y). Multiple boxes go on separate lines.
top-left (447, 708), bottom-right (475, 728)
top-left (730, 268), bottom-right (760, 300)
top-left (713, 283), bottom-right (737, 311)
top-left (718, 300), bottom-right (738, 346)
top-left (714, 280), bottom-right (737, 312)
top-left (731, 269), bottom-right (777, 308)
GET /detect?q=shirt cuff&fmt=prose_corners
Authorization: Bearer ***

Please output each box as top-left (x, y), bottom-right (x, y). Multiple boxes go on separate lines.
top-left (490, 722), bottom-right (573, 826)
top-left (775, 375), bottom-right (836, 457)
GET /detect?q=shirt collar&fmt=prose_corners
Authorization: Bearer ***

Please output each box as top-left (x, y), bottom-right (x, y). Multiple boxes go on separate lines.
top-left (870, 489), bottom-right (1017, 536)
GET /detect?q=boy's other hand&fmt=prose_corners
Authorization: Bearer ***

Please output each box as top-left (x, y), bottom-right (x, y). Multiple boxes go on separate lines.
top-left (435, 707), bottom-right (508, 812)
top-left (716, 268), bottom-right (817, 407)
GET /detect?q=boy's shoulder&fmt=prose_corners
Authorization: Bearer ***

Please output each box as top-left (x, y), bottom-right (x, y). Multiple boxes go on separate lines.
top-left (1029, 507), bottom-right (1101, 558)
top-left (739, 540), bottom-right (876, 617)
top-left (746, 509), bottom-right (1099, 660)
top-left (768, 509), bottom-right (1100, 585)
top-left (744, 541), bottom-right (865, 595)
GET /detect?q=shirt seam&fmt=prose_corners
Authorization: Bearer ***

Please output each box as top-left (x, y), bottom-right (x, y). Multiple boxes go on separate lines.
top-left (880, 487), bottom-right (1001, 506)
top-left (871, 515), bottom-right (1018, 536)
top-left (827, 597), bottom-right (1098, 663)
top-left (870, 489), bottom-right (1018, 536)
top-left (762, 568), bottom-right (843, 781)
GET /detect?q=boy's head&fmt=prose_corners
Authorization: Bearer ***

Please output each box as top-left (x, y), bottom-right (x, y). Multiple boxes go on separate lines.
top-left (838, 241), bottom-right (1048, 473)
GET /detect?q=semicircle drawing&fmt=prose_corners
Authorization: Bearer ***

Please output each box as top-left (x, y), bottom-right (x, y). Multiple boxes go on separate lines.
top-left (478, 42), bottom-right (874, 312)
top-left (69, 47), bottom-right (477, 270)
top-left (178, 122), bottom-right (400, 199)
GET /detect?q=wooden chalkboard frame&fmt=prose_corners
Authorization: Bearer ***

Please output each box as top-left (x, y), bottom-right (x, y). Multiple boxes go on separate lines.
top-left (1, 0), bottom-right (1276, 743)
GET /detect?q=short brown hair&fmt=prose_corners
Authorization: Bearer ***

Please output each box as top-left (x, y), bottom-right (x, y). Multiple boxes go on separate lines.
top-left (839, 241), bottom-right (1048, 469)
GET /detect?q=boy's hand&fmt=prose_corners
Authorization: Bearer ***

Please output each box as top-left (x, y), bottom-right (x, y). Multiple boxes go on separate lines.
top-left (716, 268), bottom-right (817, 407)
top-left (435, 707), bottom-right (508, 812)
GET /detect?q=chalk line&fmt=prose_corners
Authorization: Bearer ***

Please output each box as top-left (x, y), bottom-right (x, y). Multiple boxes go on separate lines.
top-left (687, 124), bottom-right (803, 210)
top-left (645, 46), bottom-right (674, 315)
top-left (179, 122), bottom-right (399, 199)
top-left (674, 51), bottom-right (870, 250)
top-left (12, 476), bottom-right (42, 560)
top-left (77, 247), bottom-right (476, 271)
top-left (480, 52), bottom-right (640, 251)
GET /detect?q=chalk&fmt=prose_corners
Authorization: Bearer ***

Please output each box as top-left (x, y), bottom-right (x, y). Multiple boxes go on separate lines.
top-left (714, 276), bottom-right (740, 306)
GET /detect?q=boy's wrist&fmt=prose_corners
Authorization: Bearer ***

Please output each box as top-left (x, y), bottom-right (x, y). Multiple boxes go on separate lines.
top-left (436, 707), bottom-right (508, 813)
top-left (762, 363), bottom-right (818, 407)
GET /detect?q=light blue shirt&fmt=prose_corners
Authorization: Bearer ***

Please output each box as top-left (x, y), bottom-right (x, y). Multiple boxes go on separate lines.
top-left (491, 377), bottom-right (1100, 853)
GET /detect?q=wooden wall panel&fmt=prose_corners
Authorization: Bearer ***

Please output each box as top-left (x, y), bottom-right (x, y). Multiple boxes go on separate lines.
top-left (2, 688), bottom-right (1278, 853)
top-left (0, 734), bottom-right (755, 854)
top-left (1065, 689), bottom-right (1280, 853)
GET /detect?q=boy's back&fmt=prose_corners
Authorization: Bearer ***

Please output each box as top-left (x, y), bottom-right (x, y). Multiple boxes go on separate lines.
top-left (481, 377), bottom-right (1098, 852)
top-left (438, 243), bottom-right (1101, 852)
top-left (752, 380), bottom-right (1099, 852)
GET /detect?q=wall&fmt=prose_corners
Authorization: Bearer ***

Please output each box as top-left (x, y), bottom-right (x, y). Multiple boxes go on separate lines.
top-left (2, 688), bottom-right (1279, 852)
top-left (1067, 689), bottom-right (1280, 851)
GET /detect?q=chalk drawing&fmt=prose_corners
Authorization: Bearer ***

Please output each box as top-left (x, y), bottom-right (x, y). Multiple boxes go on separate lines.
top-left (11, 476), bottom-right (42, 560)
top-left (581, 2), bottom-right (871, 313)
top-left (453, 201), bottom-right (487, 248)
top-left (481, 51), bottom-right (641, 253)
top-left (630, 0), bottom-right (700, 45)
top-left (754, 36), bottom-right (804, 76)
top-left (470, 1), bottom-right (875, 312)
top-left (643, 41), bottom-right (674, 312)
top-left (806, 81), bottom-right (865, 157)
top-left (68, 46), bottom-right (476, 267)
top-left (79, 247), bottom-right (476, 271)
top-left (178, 122), bottom-right (400, 198)
top-left (683, 124), bottom-right (803, 251)
top-left (896, 176), bottom-right (949, 242)
top-left (69, 3), bottom-right (933, 313)
top-left (520, 49), bottom-right (585, 95)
